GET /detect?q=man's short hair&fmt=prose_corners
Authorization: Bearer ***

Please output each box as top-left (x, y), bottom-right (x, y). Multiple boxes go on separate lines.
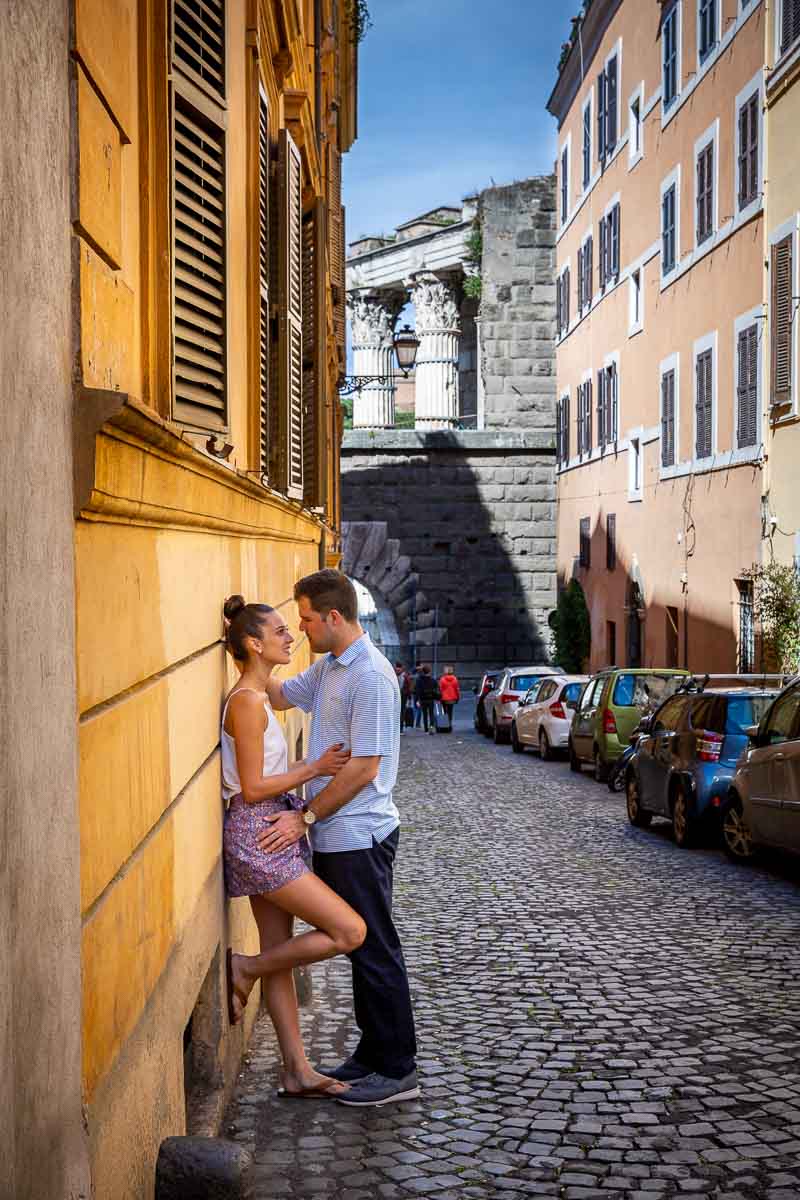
top-left (294, 568), bottom-right (358, 622)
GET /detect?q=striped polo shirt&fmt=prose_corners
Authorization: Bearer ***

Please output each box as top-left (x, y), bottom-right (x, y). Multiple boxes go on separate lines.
top-left (281, 633), bottom-right (401, 852)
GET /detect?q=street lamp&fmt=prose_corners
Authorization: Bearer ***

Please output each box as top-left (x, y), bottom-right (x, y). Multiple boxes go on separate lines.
top-left (337, 324), bottom-right (420, 396)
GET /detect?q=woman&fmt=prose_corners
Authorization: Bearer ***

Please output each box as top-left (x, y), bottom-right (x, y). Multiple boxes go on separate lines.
top-left (221, 594), bottom-right (366, 1098)
top-left (438, 665), bottom-right (460, 732)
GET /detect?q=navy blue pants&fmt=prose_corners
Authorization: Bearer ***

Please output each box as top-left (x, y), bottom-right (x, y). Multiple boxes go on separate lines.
top-left (313, 827), bottom-right (417, 1078)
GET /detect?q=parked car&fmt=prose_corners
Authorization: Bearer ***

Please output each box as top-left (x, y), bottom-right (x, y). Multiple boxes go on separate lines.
top-left (473, 670), bottom-right (500, 734)
top-left (483, 665), bottom-right (561, 743)
top-left (624, 683), bottom-right (778, 848)
top-left (723, 676), bottom-right (800, 862)
top-left (512, 675), bottom-right (589, 759)
top-left (569, 668), bottom-right (689, 780)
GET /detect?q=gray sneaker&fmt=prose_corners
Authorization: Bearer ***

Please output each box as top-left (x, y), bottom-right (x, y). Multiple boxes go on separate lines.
top-left (317, 1055), bottom-right (371, 1083)
top-left (337, 1070), bottom-right (420, 1107)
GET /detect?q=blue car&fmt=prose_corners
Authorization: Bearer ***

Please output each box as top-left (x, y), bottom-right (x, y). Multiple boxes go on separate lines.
top-left (625, 684), bottom-right (778, 848)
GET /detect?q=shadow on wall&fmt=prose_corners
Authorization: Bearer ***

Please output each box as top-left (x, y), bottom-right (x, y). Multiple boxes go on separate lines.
top-left (341, 450), bottom-right (556, 681)
top-left (564, 510), bottom-right (745, 674)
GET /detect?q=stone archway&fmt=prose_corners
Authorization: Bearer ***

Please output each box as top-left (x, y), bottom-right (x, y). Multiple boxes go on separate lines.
top-left (341, 521), bottom-right (447, 653)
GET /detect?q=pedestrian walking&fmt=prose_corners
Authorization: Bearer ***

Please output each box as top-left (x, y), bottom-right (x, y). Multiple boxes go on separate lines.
top-left (414, 663), bottom-right (438, 734)
top-left (438, 664), bottom-right (460, 732)
top-left (260, 569), bottom-right (419, 1106)
top-left (221, 596), bottom-right (366, 1099)
top-left (394, 661), bottom-right (412, 733)
top-left (412, 664), bottom-right (424, 728)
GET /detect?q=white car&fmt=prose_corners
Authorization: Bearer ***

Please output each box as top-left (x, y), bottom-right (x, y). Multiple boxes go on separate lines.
top-left (483, 665), bottom-right (561, 743)
top-left (511, 675), bottom-right (589, 759)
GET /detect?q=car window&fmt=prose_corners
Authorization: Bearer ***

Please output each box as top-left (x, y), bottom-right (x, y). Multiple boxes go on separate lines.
top-left (762, 686), bottom-right (800, 745)
top-left (562, 682), bottom-right (584, 706)
top-left (689, 696), bottom-right (724, 734)
top-left (511, 673), bottom-right (544, 694)
top-left (538, 681), bottom-right (557, 702)
top-left (580, 678), bottom-right (604, 710)
top-left (652, 696), bottom-right (689, 733)
top-left (725, 695), bottom-right (773, 735)
top-left (525, 682), bottom-right (546, 704)
top-left (613, 672), bottom-right (685, 709)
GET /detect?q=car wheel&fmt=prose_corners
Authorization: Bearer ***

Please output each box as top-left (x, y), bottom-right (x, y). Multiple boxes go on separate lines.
top-left (626, 771), bottom-right (652, 828)
top-left (722, 794), bottom-right (755, 862)
top-left (672, 784), bottom-right (694, 849)
top-left (511, 722), bottom-right (524, 754)
top-left (593, 747), bottom-right (609, 783)
top-left (569, 740), bottom-right (582, 773)
top-left (539, 730), bottom-right (552, 762)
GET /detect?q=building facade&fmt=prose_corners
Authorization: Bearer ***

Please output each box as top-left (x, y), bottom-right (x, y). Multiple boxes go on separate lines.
top-left (2, 1), bottom-right (356, 1196)
top-left (548, 0), bottom-right (767, 674)
top-left (764, 0), bottom-right (800, 571)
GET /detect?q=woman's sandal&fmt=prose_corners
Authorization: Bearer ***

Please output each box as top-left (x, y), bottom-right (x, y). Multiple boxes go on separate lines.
top-left (276, 1079), bottom-right (349, 1100)
top-left (225, 948), bottom-right (249, 1026)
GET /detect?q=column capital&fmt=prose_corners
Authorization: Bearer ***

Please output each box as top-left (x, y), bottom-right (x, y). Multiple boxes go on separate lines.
top-left (346, 291), bottom-right (403, 347)
top-left (408, 273), bottom-right (461, 334)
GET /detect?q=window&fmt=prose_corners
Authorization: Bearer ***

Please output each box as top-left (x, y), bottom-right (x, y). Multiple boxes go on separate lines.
top-left (276, 128), bottom-right (305, 498)
top-left (663, 3), bottom-right (680, 110)
top-left (736, 323), bottom-right (759, 449)
top-left (629, 435), bottom-right (642, 498)
top-left (557, 266), bottom-right (570, 337)
top-left (695, 347), bottom-right (713, 459)
top-left (653, 696), bottom-right (689, 733)
top-left (666, 606), bottom-right (679, 668)
top-left (301, 202), bottom-right (326, 505)
top-left (257, 84), bottom-right (270, 472)
top-left (597, 53), bottom-right (618, 165)
top-left (606, 513), bottom-right (616, 570)
top-left (578, 235), bottom-right (593, 314)
top-left (662, 182), bottom-right (677, 275)
top-left (629, 95), bottom-right (641, 159)
top-left (698, 0), bottom-right (717, 63)
top-left (561, 145), bottom-right (569, 224)
top-left (780, 0), bottom-right (800, 56)
top-left (696, 139), bottom-right (714, 245)
top-left (738, 92), bottom-right (759, 211)
top-left (582, 97), bottom-right (592, 190)
top-left (577, 379), bottom-right (593, 457)
top-left (579, 517), bottom-right (591, 568)
top-left (771, 234), bottom-right (793, 407)
top-left (614, 673), bottom-right (684, 708)
top-left (597, 363), bottom-right (618, 446)
top-left (607, 620), bottom-right (617, 665)
top-left (762, 684), bottom-right (800, 745)
top-left (599, 204), bottom-right (620, 289)
top-left (736, 580), bottom-right (755, 673)
top-left (170, 0), bottom-right (228, 430)
top-left (629, 268), bottom-right (642, 333)
top-left (661, 367), bottom-right (676, 467)
top-left (557, 393), bottom-right (570, 465)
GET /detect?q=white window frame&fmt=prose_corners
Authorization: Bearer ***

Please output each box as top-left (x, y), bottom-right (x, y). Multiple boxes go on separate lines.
top-left (628, 428), bottom-right (644, 501)
top-left (628, 265), bottom-right (644, 337)
top-left (662, 1), bottom-right (683, 115)
top-left (734, 70), bottom-right (764, 224)
top-left (692, 330), bottom-right (718, 468)
top-left (693, 119), bottom-right (719, 252)
top-left (660, 165), bottom-right (681, 285)
top-left (659, 352), bottom-right (681, 478)
top-left (579, 367), bottom-right (594, 459)
top-left (581, 93), bottom-right (593, 195)
top-left (558, 388), bottom-right (571, 468)
top-left (732, 305), bottom-right (764, 461)
top-left (578, 227), bottom-right (593, 315)
top-left (559, 132), bottom-right (572, 229)
top-left (776, 0), bottom-right (800, 61)
top-left (768, 215), bottom-right (800, 416)
top-left (697, 0), bottom-right (721, 68)
top-left (628, 81), bottom-right (645, 168)
top-left (601, 38), bottom-right (623, 161)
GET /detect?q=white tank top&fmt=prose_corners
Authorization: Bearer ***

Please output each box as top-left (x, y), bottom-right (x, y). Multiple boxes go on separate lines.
top-left (221, 688), bottom-right (289, 801)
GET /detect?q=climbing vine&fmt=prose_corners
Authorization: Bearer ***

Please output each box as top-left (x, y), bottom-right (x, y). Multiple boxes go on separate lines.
top-left (346, 0), bottom-right (372, 43)
top-left (742, 560), bottom-right (800, 673)
top-left (463, 222), bottom-right (483, 301)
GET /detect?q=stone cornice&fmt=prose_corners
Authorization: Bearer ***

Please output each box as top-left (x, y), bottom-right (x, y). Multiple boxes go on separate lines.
top-left (341, 429), bottom-right (556, 454)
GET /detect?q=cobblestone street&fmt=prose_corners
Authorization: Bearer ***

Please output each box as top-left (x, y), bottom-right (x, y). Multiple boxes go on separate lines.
top-left (225, 711), bottom-right (800, 1200)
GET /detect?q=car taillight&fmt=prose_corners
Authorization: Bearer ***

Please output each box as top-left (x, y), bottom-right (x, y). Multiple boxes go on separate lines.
top-left (603, 708), bottom-right (617, 734)
top-left (697, 731), bottom-right (723, 762)
top-left (499, 692), bottom-right (517, 704)
top-left (549, 701), bottom-right (566, 719)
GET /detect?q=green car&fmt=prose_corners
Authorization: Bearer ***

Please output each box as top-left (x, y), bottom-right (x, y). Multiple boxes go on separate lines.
top-left (569, 668), bottom-right (690, 780)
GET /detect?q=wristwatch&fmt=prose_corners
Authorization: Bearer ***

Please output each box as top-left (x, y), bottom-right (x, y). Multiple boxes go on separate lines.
top-left (301, 804), bottom-right (317, 827)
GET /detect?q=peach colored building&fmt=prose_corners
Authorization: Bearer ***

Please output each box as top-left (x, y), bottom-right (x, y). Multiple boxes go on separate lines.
top-left (547, 0), bottom-right (768, 673)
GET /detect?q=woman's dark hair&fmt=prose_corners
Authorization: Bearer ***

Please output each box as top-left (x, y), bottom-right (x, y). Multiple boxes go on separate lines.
top-left (223, 595), bottom-right (274, 661)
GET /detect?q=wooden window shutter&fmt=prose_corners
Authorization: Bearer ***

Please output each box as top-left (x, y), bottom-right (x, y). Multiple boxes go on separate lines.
top-left (258, 84), bottom-right (271, 476)
top-left (563, 392), bottom-right (570, 462)
top-left (696, 350), bottom-right (712, 458)
top-left (597, 71), bottom-right (606, 162)
top-left (301, 200), bottom-right (327, 509)
top-left (586, 235), bottom-right (593, 305)
top-left (606, 513), bottom-right (616, 571)
top-left (170, 0), bottom-right (228, 430)
top-left (611, 205), bottom-right (620, 280)
top-left (748, 96), bottom-right (759, 204)
top-left (563, 266), bottom-right (570, 329)
top-left (597, 368), bottom-right (605, 446)
top-left (771, 235), bottom-right (793, 407)
top-left (586, 378), bottom-right (593, 454)
top-left (277, 127), bottom-right (304, 498)
top-left (599, 217), bottom-right (607, 289)
top-left (328, 146), bottom-right (346, 371)
top-left (608, 364), bottom-right (617, 440)
top-left (606, 56), bottom-right (618, 154)
top-left (781, 0), bottom-right (800, 54)
top-left (737, 325), bottom-right (759, 448)
top-left (661, 370), bottom-right (675, 467)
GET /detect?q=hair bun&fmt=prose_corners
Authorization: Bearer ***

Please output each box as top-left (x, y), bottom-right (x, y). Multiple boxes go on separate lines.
top-left (223, 594), bottom-right (246, 622)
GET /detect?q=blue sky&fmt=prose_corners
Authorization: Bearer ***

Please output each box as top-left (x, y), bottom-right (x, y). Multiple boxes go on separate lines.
top-left (343, 0), bottom-right (575, 243)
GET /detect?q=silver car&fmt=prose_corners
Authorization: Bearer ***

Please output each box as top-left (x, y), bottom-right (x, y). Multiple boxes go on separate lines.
top-left (483, 665), bottom-right (561, 744)
top-left (723, 677), bottom-right (800, 861)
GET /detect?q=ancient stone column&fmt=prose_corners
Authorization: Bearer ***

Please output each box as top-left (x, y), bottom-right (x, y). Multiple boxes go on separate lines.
top-left (410, 273), bottom-right (461, 429)
top-left (347, 292), bottom-right (399, 428)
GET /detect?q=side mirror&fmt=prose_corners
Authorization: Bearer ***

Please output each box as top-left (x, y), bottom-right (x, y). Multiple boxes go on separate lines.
top-left (744, 724), bottom-right (761, 744)
top-left (636, 715), bottom-right (653, 735)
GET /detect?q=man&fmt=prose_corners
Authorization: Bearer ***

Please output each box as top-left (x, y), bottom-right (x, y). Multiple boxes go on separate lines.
top-left (394, 661), bottom-right (412, 733)
top-left (257, 569), bottom-right (418, 1106)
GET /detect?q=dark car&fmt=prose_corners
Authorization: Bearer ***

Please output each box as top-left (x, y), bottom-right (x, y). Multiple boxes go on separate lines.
top-left (625, 685), bottom-right (777, 848)
top-left (473, 671), bottom-right (499, 734)
top-left (723, 676), bottom-right (800, 862)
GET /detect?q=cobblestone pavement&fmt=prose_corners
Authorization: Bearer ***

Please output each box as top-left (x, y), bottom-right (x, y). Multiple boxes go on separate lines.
top-left (225, 714), bottom-right (800, 1200)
